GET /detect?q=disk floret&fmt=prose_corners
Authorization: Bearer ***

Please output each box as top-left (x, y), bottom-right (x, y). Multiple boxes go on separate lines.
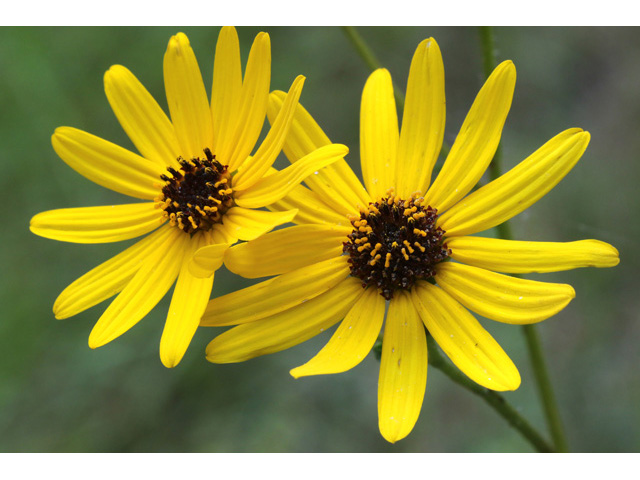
top-left (343, 190), bottom-right (451, 300)
top-left (156, 148), bottom-right (233, 234)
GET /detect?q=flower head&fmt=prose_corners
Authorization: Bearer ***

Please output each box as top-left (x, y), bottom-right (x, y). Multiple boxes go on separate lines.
top-left (202, 38), bottom-right (619, 442)
top-left (30, 27), bottom-right (347, 368)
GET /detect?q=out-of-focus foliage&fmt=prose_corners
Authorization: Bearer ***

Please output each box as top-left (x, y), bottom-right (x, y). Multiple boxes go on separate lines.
top-left (0, 26), bottom-right (637, 452)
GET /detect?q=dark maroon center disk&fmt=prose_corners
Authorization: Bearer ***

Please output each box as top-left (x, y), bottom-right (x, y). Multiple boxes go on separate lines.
top-left (343, 194), bottom-right (450, 300)
top-left (158, 148), bottom-right (233, 234)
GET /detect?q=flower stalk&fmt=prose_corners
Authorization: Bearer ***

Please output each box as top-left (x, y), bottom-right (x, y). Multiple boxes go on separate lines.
top-left (427, 336), bottom-right (554, 452)
top-left (478, 25), bottom-right (569, 453)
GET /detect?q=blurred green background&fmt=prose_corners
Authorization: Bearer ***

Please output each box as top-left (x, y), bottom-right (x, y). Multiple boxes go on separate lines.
top-left (1, 26), bottom-right (638, 452)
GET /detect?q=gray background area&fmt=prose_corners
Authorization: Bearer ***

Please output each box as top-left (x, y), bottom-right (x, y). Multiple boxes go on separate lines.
top-left (1, 26), bottom-right (637, 452)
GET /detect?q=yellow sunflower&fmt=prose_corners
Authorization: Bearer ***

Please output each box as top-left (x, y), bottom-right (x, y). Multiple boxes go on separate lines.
top-left (29, 27), bottom-right (347, 368)
top-left (199, 37), bottom-right (620, 442)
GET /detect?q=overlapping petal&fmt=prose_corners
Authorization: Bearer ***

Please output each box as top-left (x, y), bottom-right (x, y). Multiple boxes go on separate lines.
top-left (378, 290), bottom-right (428, 444)
top-left (88, 228), bottom-right (187, 348)
top-left (53, 225), bottom-right (174, 320)
top-left (188, 242), bottom-right (231, 278)
top-left (224, 224), bottom-right (350, 278)
top-left (439, 129), bottom-right (590, 237)
top-left (160, 232), bottom-right (214, 368)
top-left (163, 32), bottom-right (213, 160)
top-left (234, 144), bottom-right (348, 208)
top-left (30, 203), bottom-right (164, 243)
top-left (201, 256), bottom-right (350, 326)
top-left (220, 207), bottom-right (297, 241)
top-left (412, 281), bottom-right (520, 391)
top-left (51, 127), bottom-right (164, 200)
top-left (104, 65), bottom-right (181, 168)
top-left (360, 68), bottom-right (399, 199)
top-left (290, 286), bottom-right (385, 378)
top-left (395, 38), bottom-right (445, 198)
top-left (267, 182), bottom-right (352, 227)
top-left (447, 236), bottom-right (620, 273)
top-left (436, 262), bottom-right (575, 325)
top-left (205, 276), bottom-right (364, 364)
top-left (268, 91), bottom-right (371, 214)
top-left (232, 75), bottom-right (305, 191)
top-left (424, 60), bottom-right (516, 213)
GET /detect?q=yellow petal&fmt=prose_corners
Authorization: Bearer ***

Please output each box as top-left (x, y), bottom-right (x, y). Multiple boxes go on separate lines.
top-left (412, 281), bottom-right (521, 391)
top-left (210, 221), bottom-right (238, 245)
top-left (189, 242), bottom-right (231, 278)
top-left (234, 143), bottom-right (348, 208)
top-left (424, 61), bottom-right (516, 212)
top-left (160, 232), bottom-right (214, 368)
top-left (201, 256), bottom-right (351, 326)
top-left (395, 38), bottom-right (446, 198)
top-left (435, 262), bottom-right (575, 325)
top-left (104, 65), bottom-right (181, 169)
top-left (224, 224), bottom-right (349, 278)
top-left (211, 26), bottom-right (243, 156)
top-left (53, 225), bottom-right (174, 319)
top-left (205, 276), bottom-right (364, 363)
top-left (30, 203), bottom-right (165, 244)
top-left (51, 127), bottom-right (164, 200)
top-left (232, 75), bottom-right (305, 191)
top-left (447, 236), bottom-right (620, 273)
top-left (268, 90), bottom-right (371, 214)
top-left (291, 286), bottom-right (385, 378)
top-left (268, 181), bottom-right (351, 227)
top-left (223, 32), bottom-right (271, 170)
top-left (88, 228), bottom-right (187, 348)
top-left (221, 206), bottom-right (297, 241)
top-left (378, 290), bottom-right (428, 444)
top-left (439, 129), bottom-right (590, 237)
top-left (163, 32), bottom-right (213, 159)
top-left (360, 68), bottom-right (399, 199)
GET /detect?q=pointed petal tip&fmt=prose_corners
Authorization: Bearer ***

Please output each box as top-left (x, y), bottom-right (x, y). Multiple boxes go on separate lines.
top-left (474, 364), bottom-right (521, 392)
top-left (167, 32), bottom-right (191, 53)
top-left (372, 67), bottom-right (391, 78)
top-left (496, 369), bottom-right (522, 392)
top-left (87, 334), bottom-right (103, 350)
top-left (159, 351), bottom-right (181, 369)
top-left (103, 64), bottom-right (121, 83)
top-left (498, 59), bottom-right (515, 70)
top-left (52, 302), bottom-right (68, 320)
top-left (220, 26), bottom-right (237, 35)
top-left (291, 75), bottom-right (306, 92)
top-left (204, 341), bottom-right (222, 363)
top-left (256, 31), bottom-right (270, 42)
top-left (379, 426), bottom-right (403, 444)
top-left (51, 126), bottom-right (66, 142)
top-left (416, 36), bottom-right (439, 53)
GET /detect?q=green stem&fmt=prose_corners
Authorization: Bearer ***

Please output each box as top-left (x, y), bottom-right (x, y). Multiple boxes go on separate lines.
top-left (427, 337), bottom-right (554, 452)
top-left (522, 325), bottom-right (569, 452)
top-left (345, 25), bottom-right (553, 453)
top-left (478, 26), bottom-right (569, 453)
top-left (340, 26), bottom-right (405, 112)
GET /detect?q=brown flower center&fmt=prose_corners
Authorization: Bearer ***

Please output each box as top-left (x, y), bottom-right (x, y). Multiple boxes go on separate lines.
top-left (156, 148), bottom-right (233, 234)
top-left (343, 191), bottom-right (450, 300)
